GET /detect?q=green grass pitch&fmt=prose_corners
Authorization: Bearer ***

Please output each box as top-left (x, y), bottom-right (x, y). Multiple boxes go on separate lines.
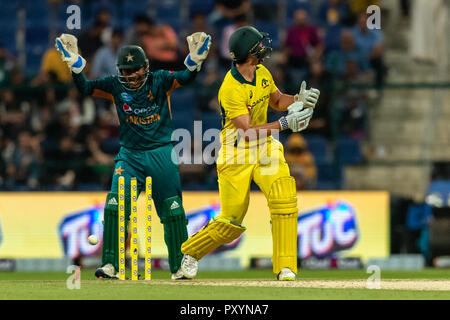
top-left (0, 269), bottom-right (449, 300)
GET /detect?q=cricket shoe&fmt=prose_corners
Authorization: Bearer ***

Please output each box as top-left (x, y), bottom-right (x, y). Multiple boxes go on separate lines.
top-left (171, 269), bottom-right (191, 280)
top-left (95, 263), bottom-right (119, 279)
top-left (180, 254), bottom-right (198, 279)
top-left (277, 268), bottom-right (296, 281)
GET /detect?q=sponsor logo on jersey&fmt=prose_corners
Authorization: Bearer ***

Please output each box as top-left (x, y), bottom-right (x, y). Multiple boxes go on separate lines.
top-left (123, 103), bottom-right (133, 114)
top-left (248, 93), bottom-right (270, 109)
top-left (133, 105), bottom-right (157, 115)
top-left (121, 92), bottom-right (133, 102)
top-left (126, 113), bottom-right (161, 125)
top-left (261, 78), bottom-right (269, 89)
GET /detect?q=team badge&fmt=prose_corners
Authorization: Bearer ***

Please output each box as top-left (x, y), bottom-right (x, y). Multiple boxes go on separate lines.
top-left (147, 91), bottom-right (153, 101)
top-left (261, 78), bottom-right (269, 89)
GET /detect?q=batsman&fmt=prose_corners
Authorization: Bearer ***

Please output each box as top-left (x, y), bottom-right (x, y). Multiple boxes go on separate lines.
top-left (180, 26), bottom-right (320, 280)
top-left (55, 32), bottom-right (211, 280)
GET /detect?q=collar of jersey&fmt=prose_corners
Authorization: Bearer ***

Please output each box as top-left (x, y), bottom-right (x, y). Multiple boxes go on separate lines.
top-left (231, 63), bottom-right (259, 86)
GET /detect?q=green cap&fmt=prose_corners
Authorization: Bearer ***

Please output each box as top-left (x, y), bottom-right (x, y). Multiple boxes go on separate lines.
top-left (116, 45), bottom-right (149, 70)
top-left (228, 26), bottom-right (270, 63)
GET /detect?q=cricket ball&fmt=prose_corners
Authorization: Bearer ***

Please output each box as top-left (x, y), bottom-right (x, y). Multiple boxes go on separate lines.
top-left (88, 235), bottom-right (98, 245)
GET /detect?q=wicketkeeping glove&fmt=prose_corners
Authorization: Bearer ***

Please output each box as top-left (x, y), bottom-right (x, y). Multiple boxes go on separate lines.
top-left (184, 32), bottom-right (211, 72)
top-left (279, 102), bottom-right (313, 132)
top-left (55, 33), bottom-right (86, 74)
top-left (294, 81), bottom-right (320, 109)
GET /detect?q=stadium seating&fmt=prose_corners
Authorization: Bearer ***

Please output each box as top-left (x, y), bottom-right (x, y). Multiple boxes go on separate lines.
top-left (253, 21), bottom-right (280, 49)
top-left (303, 134), bottom-right (329, 163)
top-left (155, 1), bottom-right (182, 32)
top-left (172, 109), bottom-right (195, 132)
top-left (337, 137), bottom-right (363, 164)
top-left (189, 0), bottom-right (215, 15)
top-left (200, 112), bottom-right (222, 131)
top-left (170, 88), bottom-right (197, 113)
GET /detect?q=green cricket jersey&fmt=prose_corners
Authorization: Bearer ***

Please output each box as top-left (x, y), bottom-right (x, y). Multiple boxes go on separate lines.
top-left (72, 69), bottom-right (197, 150)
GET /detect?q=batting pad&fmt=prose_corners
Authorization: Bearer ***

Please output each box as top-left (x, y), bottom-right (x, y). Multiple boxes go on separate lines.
top-left (181, 218), bottom-right (246, 260)
top-left (268, 176), bottom-right (298, 275)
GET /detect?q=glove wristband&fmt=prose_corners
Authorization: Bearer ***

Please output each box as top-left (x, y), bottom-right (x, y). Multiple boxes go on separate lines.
top-left (185, 54), bottom-right (197, 67)
top-left (279, 116), bottom-right (289, 131)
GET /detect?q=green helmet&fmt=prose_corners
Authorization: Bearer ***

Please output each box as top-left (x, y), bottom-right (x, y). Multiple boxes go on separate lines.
top-left (117, 45), bottom-right (149, 70)
top-left (228, 26), bottom-right (272, 63)
top-left (116, 45), bottom-right (149, 91)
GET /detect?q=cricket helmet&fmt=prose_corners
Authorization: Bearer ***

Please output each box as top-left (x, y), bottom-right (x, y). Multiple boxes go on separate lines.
top-left (228, 26), bottom-right (272, 64)
top-left (116, 45), bottom-right (149, 90)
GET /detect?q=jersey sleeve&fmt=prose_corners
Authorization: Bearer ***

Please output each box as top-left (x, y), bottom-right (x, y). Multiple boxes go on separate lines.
top-left (158, 69), bottom-right (198, 93)
top-left (72, 72), bottom-right (116, 99)
top-left (219, 86), bottom-right (248, 120)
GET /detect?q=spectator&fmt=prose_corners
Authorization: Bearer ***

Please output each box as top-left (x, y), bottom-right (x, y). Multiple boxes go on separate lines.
top-left (325, 30), bottom-right (371, 81)
top-left (141, 22), bottom-right (184, 71)
top-left (0, 44), bottom-right (16, 86)
top-left (218, 13), bottom-right (248, 69)
top-left (123, 15), bottom-right (153, 47)
top-left (0, 89), bottom-right (28, 139)
top-left (283, 9), bottom-right (323, 70)
top-left (78, 20), bottom-right (107, 63)
top-left (304, 60), bottom-right (332, 138)
top-left (318, 0), bottom-right (351, 27)
top-left (31, 47), bottom-right (72, 85)
top-left (94, 7), bottom-right (113, 45)
top-left (91, 29), bottom-right (123, 78)
top-left (353, 12), bottom-right (387, 88)
top-left (195, 69), bottom-right (221, 113)
top-left (1, 130), bottom-right (41, 190)
top-left (318, 1), bottom-right (348, 54)
top-left (208, 0), bottom-right (251, 30)
top-left (284, 133), bottom-right (317, 190)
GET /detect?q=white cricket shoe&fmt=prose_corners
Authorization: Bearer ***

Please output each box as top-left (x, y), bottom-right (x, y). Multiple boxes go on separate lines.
top-left (277, 268), bottom-right (296, 281)
top-left (180, 254), bottom-right (198, 279)
top-left (171, 269), bottom-right (191, 280)
top-left (95, 263), bottom-right (119, 279)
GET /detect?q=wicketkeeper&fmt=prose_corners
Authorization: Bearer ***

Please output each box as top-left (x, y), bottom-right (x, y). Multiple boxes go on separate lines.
top-left (55, 32), bottom-right (211, 279)
top-left (180, 26), bottom-right (320, 280)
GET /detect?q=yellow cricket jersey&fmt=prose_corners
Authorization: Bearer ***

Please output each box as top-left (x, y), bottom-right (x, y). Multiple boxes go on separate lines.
top-left (218, 63), bottom-right (278, 148)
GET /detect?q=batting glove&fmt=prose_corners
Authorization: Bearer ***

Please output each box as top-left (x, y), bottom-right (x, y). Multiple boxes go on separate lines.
top-left (184, 32), bottom-right (211, 72)
top-left (279, 102), bottom-right (313, 132)
top-left (294, 81), bottom-right (320, 109)
top-left (55, 33), bottom-right (86, 74)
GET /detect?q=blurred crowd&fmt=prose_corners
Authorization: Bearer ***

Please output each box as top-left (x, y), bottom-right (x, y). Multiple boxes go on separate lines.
top-left (0, 0), bottom-right (390, 191)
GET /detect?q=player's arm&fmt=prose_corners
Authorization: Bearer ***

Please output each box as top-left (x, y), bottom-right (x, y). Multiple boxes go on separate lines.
top-left (55, 34), bottom-right (114, 95)
top-left (232, 105), bottom-right (313, 141)
top-left (269, 90), bottom-right (295, 111)
top-left (232, 113), bottom-right (282, 141)
top-left (270, 81), bottom-right (320, 112)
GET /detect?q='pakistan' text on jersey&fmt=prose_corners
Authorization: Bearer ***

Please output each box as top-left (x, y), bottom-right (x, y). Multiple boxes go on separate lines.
top-left (218, 63), bottom-right (278, 148)
top-left (73, 69), bottom-right (196, 150)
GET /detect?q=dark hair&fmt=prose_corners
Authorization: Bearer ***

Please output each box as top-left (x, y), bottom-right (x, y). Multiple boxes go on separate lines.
top-left (134, 14), bottom-right (153, 25)
top-left (112, 29), bottom-right (123, 37)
